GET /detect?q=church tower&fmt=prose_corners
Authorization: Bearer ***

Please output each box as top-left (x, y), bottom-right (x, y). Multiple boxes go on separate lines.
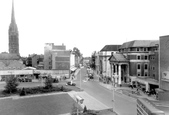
top-left (9, 0), bottom-right (19, 55)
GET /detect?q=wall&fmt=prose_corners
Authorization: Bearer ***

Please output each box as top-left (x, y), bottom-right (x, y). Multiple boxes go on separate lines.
top-left (149, 52), bottom-right (159, 81)
top-left (159, 36), bottom-right (169, 91)
top-left (70, 53), bottom-right (75, 67)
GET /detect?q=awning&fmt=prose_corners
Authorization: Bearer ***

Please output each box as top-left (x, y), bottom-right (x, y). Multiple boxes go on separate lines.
top-left (23, 67), bottom-right (36, 70)
top-left (70, 66), bottom-right (77, 72)
top-left (129, 76), bottom-right (137, 82)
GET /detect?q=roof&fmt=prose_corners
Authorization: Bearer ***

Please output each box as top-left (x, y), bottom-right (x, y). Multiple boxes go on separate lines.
top-left (100, 45), bottom-right (121, 52)
top-left (109, 53), bottom-right (128, 62)
top-left (0, 60), bottom-right (25, 70)
top-left (119, 40), bottom-right (159, 49)
top-left (0, 52), bottom-right (20, 60)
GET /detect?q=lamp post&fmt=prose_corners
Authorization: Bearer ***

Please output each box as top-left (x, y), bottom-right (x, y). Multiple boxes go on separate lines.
top-left (79, 64), bottom-right (82, 90)
top-left (112, 74), bottom-right (116, 112)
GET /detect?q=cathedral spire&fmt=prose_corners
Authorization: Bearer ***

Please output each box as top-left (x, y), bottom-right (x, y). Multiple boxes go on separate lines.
top-left (11, 0), bottom-right (15, 24)
top-left (9, 0), bottom-right (19, 55)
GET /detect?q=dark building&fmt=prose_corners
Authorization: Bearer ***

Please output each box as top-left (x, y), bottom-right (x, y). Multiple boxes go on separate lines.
top-left (8, 0), bottom-right (19, 55)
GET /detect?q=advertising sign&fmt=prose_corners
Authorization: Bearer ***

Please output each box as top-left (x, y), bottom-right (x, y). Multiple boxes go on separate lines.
top-left (162, 71), bottom-right (169, 81)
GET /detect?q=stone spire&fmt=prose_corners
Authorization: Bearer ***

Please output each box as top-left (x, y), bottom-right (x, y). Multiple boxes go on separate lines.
top-left (11, 0), bottom-right (15, 24)
top-left (9, 0), bottom-right (19, 55)
top-left (9, 0), bottom-right (18, 32)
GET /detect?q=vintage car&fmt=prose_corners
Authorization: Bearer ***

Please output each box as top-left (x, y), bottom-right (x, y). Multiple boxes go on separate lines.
top-left (66, 81), bottom-right (76, 86)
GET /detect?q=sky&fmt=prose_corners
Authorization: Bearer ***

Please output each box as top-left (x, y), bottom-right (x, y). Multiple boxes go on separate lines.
top-left (0, 0), bottom-right (169, 57)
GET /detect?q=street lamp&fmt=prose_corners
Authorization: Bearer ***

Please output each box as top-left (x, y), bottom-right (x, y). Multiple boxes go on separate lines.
top-left (79, 64), bottom-right (82, 90)
top-left (112, 74), bottom-right (116, 112)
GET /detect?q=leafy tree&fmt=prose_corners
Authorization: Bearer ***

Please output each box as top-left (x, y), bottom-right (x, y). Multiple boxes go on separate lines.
top-left (73, 47), bottom-right (81, 57)
top-left (5, 75), bottom-right (19, 94)
top-left (44, 75), bottom-right (53, 89)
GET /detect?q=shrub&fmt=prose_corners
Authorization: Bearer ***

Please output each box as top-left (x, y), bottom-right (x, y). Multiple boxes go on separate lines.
top-left (4, 75), bottom-right (19, 94)
top-left (20, 88), bottom-right (26, 96)
top-left (83, 106), bottom-right (87, 113)
top-left (44, 76), bottom-right (53, 89)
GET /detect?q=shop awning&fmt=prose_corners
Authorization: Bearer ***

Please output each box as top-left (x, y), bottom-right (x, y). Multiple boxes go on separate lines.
top-left (70, 66), bottom-right (77, 72)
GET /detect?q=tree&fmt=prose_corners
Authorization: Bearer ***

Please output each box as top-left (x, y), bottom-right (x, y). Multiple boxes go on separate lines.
top-left (83, 105), bottom-right (87, 113)
top-left (73, 47), bottom-right (81, 57)
top-left (90, 51), bottom-right (96, 69)
top-left (5, 75), bottom-right (19, 94)
top-left (44, 75), bottom-right (53, 89)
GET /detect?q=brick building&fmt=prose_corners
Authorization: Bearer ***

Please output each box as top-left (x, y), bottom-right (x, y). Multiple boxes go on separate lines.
top-left (109, 40), bottom-right (159, 91)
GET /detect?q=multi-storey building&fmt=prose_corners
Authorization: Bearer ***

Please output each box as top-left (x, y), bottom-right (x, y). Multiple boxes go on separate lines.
top-left (157, 35), bottom-right (169, 101)
top-left (109, 40), bottom-right (159, 91)
top-left (44, 43), bottom-right (66, 70)
top-left (27, 54), bottom-right (44, 69)
top-left (99, 45), bottom-right (121, 78)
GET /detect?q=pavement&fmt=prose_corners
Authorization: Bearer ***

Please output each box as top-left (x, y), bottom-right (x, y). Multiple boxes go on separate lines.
top-left (94, 72), bottom-right (157, 101)
top-left (68, 91), bottom-right (109, 110)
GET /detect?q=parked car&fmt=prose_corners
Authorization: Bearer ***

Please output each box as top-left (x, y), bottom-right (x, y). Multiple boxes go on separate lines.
top-left (66, 81), bottom-right (76, 86)
top-left (18, 77), bottom-right (32, 82)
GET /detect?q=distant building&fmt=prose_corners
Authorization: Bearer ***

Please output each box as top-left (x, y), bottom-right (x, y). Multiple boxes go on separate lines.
top-left (99, 45), bottom-right (121, 78)
top-left (52, 51), bottom-right (70, 70)
top-left (44, 43), bottom-right (66, 70)
top-left (27, 54), bottom-right (44, 69)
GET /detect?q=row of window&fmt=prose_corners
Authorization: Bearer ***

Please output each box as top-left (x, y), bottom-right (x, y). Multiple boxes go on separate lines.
top-left (137, 55), bottom-right (148, 60)
top-left (137, 72), bottom-right (156, 78)
top-left (150, 66), bottom-right (155, 70)
top-left (137, 63), bottom-right (148, 70)
top-left (137, 72), bottom-right (148, 76)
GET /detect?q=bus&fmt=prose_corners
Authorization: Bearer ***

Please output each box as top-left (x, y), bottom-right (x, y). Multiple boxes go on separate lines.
top-left (137, 98), bottom-right (165, 115)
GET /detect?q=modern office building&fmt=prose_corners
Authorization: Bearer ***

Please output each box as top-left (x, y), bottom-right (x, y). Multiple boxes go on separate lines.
top-left (44, 43), bottom-right (66, 70)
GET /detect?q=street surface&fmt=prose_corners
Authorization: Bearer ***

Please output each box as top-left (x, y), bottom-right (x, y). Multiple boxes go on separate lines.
top-left (74, 67), bottom-right (137, 115)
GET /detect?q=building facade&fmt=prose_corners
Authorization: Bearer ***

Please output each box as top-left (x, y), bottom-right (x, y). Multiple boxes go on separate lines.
top-left (117, 40), bottom-right (159, 91)
top-left (9, 0), bottom-right (19, 55)
top-left (99, 45), bottom-right (121, 78)
top-left (44, 43), bottom-right (66, 70)
top-left (157, 35), bottom-right (169, 101)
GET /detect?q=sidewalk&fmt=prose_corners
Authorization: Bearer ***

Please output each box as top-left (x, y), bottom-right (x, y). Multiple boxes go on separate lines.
top-left (99, 82), bottom-right (156, 101)
top-left (94, 71), bottom-right (156, 101)
top-left (68, 91), bottom-right (109, 111)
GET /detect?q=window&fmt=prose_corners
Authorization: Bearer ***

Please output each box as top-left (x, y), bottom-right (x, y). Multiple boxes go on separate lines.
top-left (137, 55), bottom-right (141, 60)
top-left (152, 56), bottom-right (155, 60)
top-left (144, 64), bottom-right (148, 70)
top-left (145, 72), bottom-right (148, 76)
top-left (137, 48), bottom-right (140, 51)
top-left (137, 72), bottom-right (141, 76)
top-left (153, 66), bottom-right (155, 70)
top-left (153, 74), bottom-right (155, 78)
top-left (145, 55), bottom-right (148, 60)
top-left (144, 48), bottom-right (147, 51)
top-left (137, 64), bottom-right (141, 69)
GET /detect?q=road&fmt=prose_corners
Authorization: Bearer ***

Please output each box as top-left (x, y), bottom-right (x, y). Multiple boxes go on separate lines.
top-left (74, 67), bottom-right (137, 115)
